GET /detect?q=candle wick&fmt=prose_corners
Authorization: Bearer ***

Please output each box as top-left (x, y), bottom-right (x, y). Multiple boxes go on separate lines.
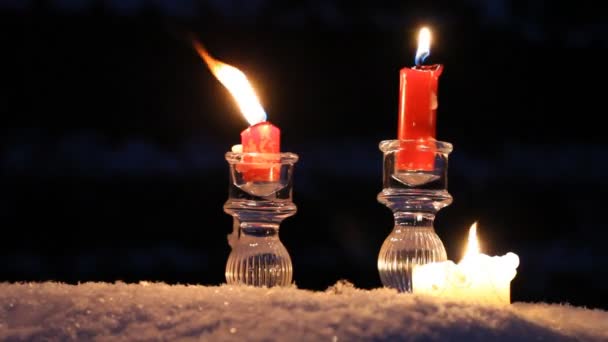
top-left (415, 51), bottom-right (430, 67)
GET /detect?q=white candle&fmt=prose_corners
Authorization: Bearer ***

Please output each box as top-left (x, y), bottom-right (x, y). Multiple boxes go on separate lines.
top-left (412, 223), bottom-right (519, 305)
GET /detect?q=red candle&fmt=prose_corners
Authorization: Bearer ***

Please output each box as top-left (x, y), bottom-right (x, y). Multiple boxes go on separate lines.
top-left (396, 28), bottom-right (443, 172)
top-left (241, 121), bottom-right (280, 153)
top-left (240, 121), bottom-right (281, 182)
top-left (193, 40), bottom-right (281, 182)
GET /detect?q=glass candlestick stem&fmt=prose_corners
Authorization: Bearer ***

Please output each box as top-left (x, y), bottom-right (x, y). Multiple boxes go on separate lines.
top-left (224, 152), bottom-right (298, 287)
top-left (377, 139), bottom-right (453, 292)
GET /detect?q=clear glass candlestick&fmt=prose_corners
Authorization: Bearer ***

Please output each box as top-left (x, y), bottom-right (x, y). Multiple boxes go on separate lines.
top-left (377, 139), bottom-right (453, 292)
top-left (224, 152), bottom-right (298, 287)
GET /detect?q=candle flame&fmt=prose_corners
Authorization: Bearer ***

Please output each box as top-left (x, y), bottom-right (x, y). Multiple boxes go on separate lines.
top-left (193, 41), bottom-right (267, 126)
top-left (462, 222), bottom-right (480, 260)
top-left (415, 27), bottom-right (432, 66)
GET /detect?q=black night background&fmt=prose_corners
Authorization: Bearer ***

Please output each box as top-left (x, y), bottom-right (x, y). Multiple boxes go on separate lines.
top-left (1, 1), bottom-right (607, 309)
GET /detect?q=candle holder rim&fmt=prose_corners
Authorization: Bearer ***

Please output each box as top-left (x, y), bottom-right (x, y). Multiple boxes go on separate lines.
top-left (225, 151), bottom-right (299, 164)
top-left (379, 139), bottom-right (453, 154)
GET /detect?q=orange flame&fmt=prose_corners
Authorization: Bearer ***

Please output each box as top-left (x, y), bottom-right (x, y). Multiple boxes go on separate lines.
top-left (415, 27), bottom-right (432, 66)
top-left (193, 41), bottom-right (267, 125)
top-left (462, 222), bottom-right (481, 260)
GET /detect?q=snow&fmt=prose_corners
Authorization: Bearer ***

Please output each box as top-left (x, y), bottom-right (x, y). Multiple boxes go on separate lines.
top-left (1, 281), bottom-right (606, 341)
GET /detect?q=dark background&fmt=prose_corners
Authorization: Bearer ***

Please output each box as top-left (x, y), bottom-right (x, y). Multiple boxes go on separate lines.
top-left (1, 1), bottom-right (607, 309)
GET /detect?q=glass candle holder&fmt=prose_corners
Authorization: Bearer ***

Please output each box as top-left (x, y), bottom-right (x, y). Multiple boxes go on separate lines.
top-left (224, 152), bottom-right (299, 287)
top-left (377, 139), bottom-right (453, 292)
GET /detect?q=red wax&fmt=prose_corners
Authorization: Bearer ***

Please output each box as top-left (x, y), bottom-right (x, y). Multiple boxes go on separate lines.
top-left (240, 121), bottom-right (281, 182)
top-left (397, 64), bottom-right (443, 171)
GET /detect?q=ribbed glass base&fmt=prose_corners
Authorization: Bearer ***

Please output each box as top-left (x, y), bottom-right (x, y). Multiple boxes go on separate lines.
top-left (378, 226), bottom-right (446, 292)
top-left (225, 238), bottom-right (292, 287)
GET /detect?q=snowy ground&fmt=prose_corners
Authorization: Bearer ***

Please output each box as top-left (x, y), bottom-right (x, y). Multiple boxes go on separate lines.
top-left (1, 282), bottom-right (606, 341)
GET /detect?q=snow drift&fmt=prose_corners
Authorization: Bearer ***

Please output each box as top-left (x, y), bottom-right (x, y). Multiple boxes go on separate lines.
top-left (1, 281), bottom-right (606, 341)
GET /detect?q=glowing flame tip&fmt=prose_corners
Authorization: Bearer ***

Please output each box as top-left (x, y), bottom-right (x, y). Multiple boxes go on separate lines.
top-left (193, 40), bottom-right (267, 126)
top-left (463, 222), bottom-right (480, 259)
top-left (415, 27), bottom-right (432, 66)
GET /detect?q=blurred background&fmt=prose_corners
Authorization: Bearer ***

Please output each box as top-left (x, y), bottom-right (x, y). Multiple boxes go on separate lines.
top-left (1, 1), bottom-right (607, 309)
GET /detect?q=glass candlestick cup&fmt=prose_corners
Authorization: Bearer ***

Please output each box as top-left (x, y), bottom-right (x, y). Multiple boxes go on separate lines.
top-left (224, 152), bottom-right (298, 287)
top-left (377, 139), bottom-right (453, 292)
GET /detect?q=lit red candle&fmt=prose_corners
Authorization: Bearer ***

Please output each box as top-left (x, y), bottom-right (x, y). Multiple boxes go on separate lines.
top-left (397, 27), bottom-right (443, 171)
top-left (194, 41), bottom-right (280, 182)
